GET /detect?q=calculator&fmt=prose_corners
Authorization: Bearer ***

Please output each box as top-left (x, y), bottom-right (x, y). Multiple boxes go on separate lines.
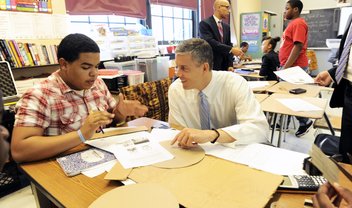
top-left (279, 175), bottom-right (327, 191)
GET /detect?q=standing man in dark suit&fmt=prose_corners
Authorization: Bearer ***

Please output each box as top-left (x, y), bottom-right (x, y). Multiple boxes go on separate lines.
top-left (315, 14), bottom-right (352, 164)
top-left (199, 0), bottom-right (242, 71)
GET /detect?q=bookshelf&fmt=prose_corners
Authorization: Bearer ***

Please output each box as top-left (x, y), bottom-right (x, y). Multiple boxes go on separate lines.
top-left (0, 1), bottom-right (66, 80)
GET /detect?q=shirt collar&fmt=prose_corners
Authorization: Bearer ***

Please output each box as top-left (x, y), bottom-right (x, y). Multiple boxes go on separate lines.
top-left (53, 70), bottom-right (97, 95)
top-left (199, 71), bottom-right (215, 96)
top-left (213, 15), bottom-right (222, 24)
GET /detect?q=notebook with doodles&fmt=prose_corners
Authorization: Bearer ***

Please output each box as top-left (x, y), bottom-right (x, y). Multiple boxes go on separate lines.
top-left (57, 147), bottom-right (116, 176)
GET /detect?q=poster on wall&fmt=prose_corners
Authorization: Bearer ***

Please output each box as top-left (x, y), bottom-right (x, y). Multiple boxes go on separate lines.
top-left (240, 12), bottom-right (262, 58)
top-left (0, 0), bottom-right (52, 13)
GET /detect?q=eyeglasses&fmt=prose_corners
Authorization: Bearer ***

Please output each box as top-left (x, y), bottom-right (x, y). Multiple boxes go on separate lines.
top-left (220, 5), bottom-right (230, 9)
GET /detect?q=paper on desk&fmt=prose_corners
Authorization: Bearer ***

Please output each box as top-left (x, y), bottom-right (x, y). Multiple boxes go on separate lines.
top-left (247, 81), bottom-right (269, 89)
top-left (86, 131), bottom-right (174, 169)
top-left (150, 128), bottom-right (180, 142)
top-left (277, 98), bottom-right (323, 112)
top-left (274, 66), bottom-right (314, 84)
top-left (81, 160), bottom-right (117, 178)
top-left (202, 143), bottom-right (308, 175)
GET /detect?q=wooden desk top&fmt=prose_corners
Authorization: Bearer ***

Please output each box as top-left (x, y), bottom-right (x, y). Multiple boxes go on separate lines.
top-left (19, 117), bottom-right (313, 208)
top-left (234, 70), bottom-right (265, 80)
top-left (261, 93), bottom-right (328, 119)
top-left (249, 80), bottom-right (278, 93)
top-left (266, 82), bottom-right (323, 97)
top-left (255, 93), bottom-right (269, 103)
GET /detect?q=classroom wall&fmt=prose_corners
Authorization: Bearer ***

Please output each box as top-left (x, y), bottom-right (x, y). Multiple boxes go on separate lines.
top-left (52, 0), bottom-right (66, 15)
top-left (261, 0), bottom-right (338, 74)
top-left (235, 0), bottom-right (262, 42)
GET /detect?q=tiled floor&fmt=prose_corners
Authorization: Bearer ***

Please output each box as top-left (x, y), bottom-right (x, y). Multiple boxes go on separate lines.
top-left (0, 89), bottom-right (342, 207)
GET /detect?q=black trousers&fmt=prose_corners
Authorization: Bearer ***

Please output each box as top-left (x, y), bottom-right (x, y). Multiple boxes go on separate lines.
top-left (341, 81), bottom-right (352, 163)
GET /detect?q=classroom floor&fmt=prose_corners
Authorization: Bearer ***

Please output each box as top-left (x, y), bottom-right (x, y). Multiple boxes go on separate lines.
top-left (0, 90), bottom-right (341, 207)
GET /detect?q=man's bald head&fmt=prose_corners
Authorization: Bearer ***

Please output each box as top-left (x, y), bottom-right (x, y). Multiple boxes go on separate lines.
top-left (213, 0), bottom-right (230, 19)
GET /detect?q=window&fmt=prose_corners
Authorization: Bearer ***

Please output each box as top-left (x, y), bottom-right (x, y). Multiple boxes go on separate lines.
top-left (69, 15), bottom-right (142, 35)
top-left (151, 5), bottom-right (193, 45)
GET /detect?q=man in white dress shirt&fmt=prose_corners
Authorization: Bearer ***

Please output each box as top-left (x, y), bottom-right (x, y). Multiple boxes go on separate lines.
top-left (169, 38), bottom-right (269, 148)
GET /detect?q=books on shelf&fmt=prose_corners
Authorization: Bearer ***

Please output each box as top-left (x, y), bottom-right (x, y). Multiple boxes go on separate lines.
top-left (0, 39), bottom-right (58, 67)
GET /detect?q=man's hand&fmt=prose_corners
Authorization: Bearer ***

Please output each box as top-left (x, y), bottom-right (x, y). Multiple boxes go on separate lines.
top-left (315, 71), bottom-right (333, 86)
top-left (114, 94), bottom-right (148, 120)
top-left (313, 182), bottom-right (352, 208)
top-left (80, 110), bottom-right (115, 139)
top-left (230, 47), bottom-right (243, 56)
top-left (170, 128), bottom-right (217, 148)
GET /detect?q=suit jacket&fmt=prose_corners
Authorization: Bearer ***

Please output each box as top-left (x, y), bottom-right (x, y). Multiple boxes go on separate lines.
top-left (328, 14), bottom-right (352, 108)
top-left (199, 16), bottom-right (233, 71)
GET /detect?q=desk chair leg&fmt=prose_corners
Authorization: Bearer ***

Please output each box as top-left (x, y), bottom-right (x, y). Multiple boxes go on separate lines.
top-left (270, 113), bottom-right (278, 144)
top-left (277, 115), bottom-right (284, 147)
top-left (323, 112), bottom-right (335, 136)
top-left (283, 115), bottom-right (288, 142)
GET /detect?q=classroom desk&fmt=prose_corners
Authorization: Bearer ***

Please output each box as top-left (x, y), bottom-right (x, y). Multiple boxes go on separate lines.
top-left (266, 82), bottom-right (322, 97)
top-left (234, 70), bottom-right (265, 80)
top-left (254, 93), bottom-right (269, 103)
top-left (260, 93), bottom-right (328, 147)
top-left (19, 117), bottom-right (313, 208)
top-left (249, 80), bottom-right (277, 93)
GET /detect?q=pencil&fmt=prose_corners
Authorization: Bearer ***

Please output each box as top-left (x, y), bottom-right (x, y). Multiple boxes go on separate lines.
top-left (96, 107), bottom-right (105, 134)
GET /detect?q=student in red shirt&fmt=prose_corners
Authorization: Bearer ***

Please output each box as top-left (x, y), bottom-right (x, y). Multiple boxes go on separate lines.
top-left (278, 0), bottom-right (312, 137)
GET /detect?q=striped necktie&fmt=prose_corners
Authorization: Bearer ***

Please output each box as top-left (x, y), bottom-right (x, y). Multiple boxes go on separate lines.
top-left (335, 24), bottom-right (352, 84)
top-left (217, 21), bottom-right (224, 43)
top-left (199, 91), bottom-right (210, 130)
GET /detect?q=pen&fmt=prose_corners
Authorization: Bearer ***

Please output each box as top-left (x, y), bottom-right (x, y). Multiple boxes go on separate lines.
top-left (96, 107), bottom-right (105, 134)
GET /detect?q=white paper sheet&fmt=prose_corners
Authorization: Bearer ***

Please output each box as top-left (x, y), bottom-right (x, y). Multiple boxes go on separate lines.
top-left (274, 66), bottom-right (314, 84)
top-left (86, 131), bottom-right (174, 169)
top-left (201, 143), bottom-right (308, 175)
top-left (150, 128), bottom-right (180, 142)
top-left (81, 160), bottom-right (117, 178)
top-left (277, 98), bottom-right (323, 112)
top-left (247, 81), bottom-right (269, 89)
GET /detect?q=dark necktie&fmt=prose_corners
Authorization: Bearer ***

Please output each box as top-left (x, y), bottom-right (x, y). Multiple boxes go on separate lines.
top-left (199, 91), bottom-right (210, 130)
top-left (217, 21), bottom-right (224, 43)
top-left (336, 22), bottom-right (352, 84)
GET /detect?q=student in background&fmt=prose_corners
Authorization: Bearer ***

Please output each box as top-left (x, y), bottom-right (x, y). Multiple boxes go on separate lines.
top-left (11, 33), bottom-right (148, 162)
top-left (199, 0), bottom-right (242, 71)
top-left (0, 89), bottom-right (9, 171)
top-left (313, 182), bottom-right (352, 207)
top-left (239, 42), bottom-right (252, 62)
top-left (259, 37), bottom-right (280, 81)
top-left (169, 38), bottom-right (269, 149)
top-left (279, 0), bottom-right (312, 137)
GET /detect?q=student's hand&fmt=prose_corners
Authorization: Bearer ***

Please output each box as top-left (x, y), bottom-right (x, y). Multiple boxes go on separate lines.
top-left (231, 47), bottom-right (243, 56)
top-left (170, 128), bottom-right (217, 148)
top-left (313, 182), bottom-right (352, 208)
top-left (80, 110), bottom-right (115, 139)
top-left (114, 94), bottom-right (148, 120)
top-left (228, 67), bottom-right (234, 72)
top-left (315, 71), bottom-right (333, 86)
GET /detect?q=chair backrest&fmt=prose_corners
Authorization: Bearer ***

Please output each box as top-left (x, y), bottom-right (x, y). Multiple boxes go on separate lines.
top-left (0, 61), bottom-right (18, 101)
top-left (119, 78), bottom-right (172, 122)
top-left (307, 50), bottom-right (318, 72)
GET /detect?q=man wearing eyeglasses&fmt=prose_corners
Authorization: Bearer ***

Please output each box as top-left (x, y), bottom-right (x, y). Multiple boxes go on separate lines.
top-left (199, 0), bottom-right (242, 71)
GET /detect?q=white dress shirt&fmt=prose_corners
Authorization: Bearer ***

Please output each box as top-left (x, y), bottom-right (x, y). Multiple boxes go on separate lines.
top-left (168, 71), bottom-right (269, 147)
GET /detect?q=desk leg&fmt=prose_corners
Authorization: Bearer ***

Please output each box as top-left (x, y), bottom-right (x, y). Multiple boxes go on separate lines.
top-left (270, 113), bottom-right (278, 144)
top-left (30, 182), bottom-right (57, 208)
top-left (323, 113), bottom-right (335, 136)
top-left (277, 115), bottom-right (284, 147)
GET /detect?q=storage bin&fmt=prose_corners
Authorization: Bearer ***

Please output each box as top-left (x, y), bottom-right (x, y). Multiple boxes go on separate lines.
top-left (122, 70), bottom-right (145, 86)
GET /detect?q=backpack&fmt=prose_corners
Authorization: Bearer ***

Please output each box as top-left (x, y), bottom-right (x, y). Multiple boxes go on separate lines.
top-left (314, 133), bottom-right (340, 156)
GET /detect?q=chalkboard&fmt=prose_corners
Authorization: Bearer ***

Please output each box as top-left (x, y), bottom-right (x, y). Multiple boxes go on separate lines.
top-left (301, 8), bottom-right (340, 47)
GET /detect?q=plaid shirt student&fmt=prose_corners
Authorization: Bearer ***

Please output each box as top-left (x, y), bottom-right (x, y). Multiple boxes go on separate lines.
top-left (14, 71), bottom-right (117, 136)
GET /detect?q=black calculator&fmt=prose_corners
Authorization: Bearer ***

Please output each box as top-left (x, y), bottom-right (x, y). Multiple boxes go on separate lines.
top-left (279, 175), bottom-right (327, 191)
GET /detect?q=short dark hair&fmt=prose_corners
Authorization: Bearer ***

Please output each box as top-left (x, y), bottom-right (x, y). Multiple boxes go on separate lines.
top-left (57, 33), bottom-right (100, 63)
top-left (287, 0), bottom-right (303, 14)
top-left (262, 36), bottom-right (281, 50)
top-left (240, 42), bottom-right (249, 48)
top-left (175, 38), bottom-right (214, 70)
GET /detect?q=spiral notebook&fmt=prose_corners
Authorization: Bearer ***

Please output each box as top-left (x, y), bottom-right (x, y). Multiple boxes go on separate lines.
top-left (57, 148), bottom-right (116, 176)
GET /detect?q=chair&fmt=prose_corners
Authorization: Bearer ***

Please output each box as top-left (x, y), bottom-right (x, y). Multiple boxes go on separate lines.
top-left (306, 50), bottom-right (318, 74)
top-left (119, 77), bottom-right (172, 122)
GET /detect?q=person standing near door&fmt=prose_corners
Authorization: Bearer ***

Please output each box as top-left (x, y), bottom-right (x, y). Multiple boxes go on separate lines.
top-left (199, 0), bottom-right (242, 71)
